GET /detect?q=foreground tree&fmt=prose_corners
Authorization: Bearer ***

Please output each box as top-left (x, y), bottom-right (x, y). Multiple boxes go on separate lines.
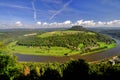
top-left (0, 54), bottom-right (18, 80)
top-left (41, 68), bottom-right (61, 80)
top-left (63, 59), bottom-right (89, 80)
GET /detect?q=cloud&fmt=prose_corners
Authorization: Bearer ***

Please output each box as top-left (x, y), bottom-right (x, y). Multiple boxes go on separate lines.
top-left (95, 21), bottom-right (106, 27)
top-left (43, 22), bottom-right (48, 25)
top-left (1, 20), bottom-right (120, 29)
top-left (64, 20), bottom-right (71, 24)
top-left (37, 21), bottom-right (42, 25)
top-left (73, 20), bottom-right (120, 27)
top-left (74, 20), bottom-right (96, 27)
top-left (50, 20), bottom-right (71, 27)
top-left (97, 21), bottom-right (106, 25)
top-left (31, 0), bottom-right (37, 21)
top-left (106, 20), bottom-right (120, 26)
top-left (36, 20), bottom-right (72, 28)
top-left (49, 0), bottom-right (72, 20)
top-left (36, 20), bottom-right (120, 28)
top-left (0, 3), bottom-right (32, 10)
top-left (15, 21), bottom-right (23, 26)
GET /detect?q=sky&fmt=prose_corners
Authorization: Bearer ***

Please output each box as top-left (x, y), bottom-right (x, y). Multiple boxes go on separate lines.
top-left (0, 0), bottom-right (120, 28)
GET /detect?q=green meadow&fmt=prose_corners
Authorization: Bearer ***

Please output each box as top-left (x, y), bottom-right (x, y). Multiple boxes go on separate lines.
top-left (37, 30), bottom-right (95, 38)
top-left (7, 41), bottom-right (116, 56)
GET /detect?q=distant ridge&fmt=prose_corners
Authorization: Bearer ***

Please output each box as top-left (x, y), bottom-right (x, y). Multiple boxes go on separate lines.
top-left (69, 25), bottom-right (86, 31)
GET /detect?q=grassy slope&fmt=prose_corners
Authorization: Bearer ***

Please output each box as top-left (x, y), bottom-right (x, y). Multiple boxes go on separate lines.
top-left (37, 30), bottom-right (95, 38)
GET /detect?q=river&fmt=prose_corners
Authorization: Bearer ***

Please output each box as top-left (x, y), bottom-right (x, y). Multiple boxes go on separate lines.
top-left (15, 38), bottom-right (120, 63)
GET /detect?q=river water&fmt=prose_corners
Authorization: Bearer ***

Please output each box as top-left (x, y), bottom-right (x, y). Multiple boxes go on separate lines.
top-left (15, 38), bottom-right (120, 63)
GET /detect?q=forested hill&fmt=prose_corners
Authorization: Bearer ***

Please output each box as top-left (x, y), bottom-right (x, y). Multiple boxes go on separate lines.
top-left (16, 27), bottom-right (115, 55)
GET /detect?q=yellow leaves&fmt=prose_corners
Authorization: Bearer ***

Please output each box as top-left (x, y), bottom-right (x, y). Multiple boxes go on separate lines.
top-left (23, 65), bottom-right (30, 76)
top-left (35, 66), bottom-right (41, 76)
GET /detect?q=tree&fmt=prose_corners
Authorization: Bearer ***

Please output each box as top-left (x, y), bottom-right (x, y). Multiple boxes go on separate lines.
top-left (0, 54), bottom-right (17, 80)
top-left (41, 68), bottom-right (61, 80)
top-left (0, 54), bottom-right (16, 73)
top-left (63, 59), bottom-right (89, 80)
